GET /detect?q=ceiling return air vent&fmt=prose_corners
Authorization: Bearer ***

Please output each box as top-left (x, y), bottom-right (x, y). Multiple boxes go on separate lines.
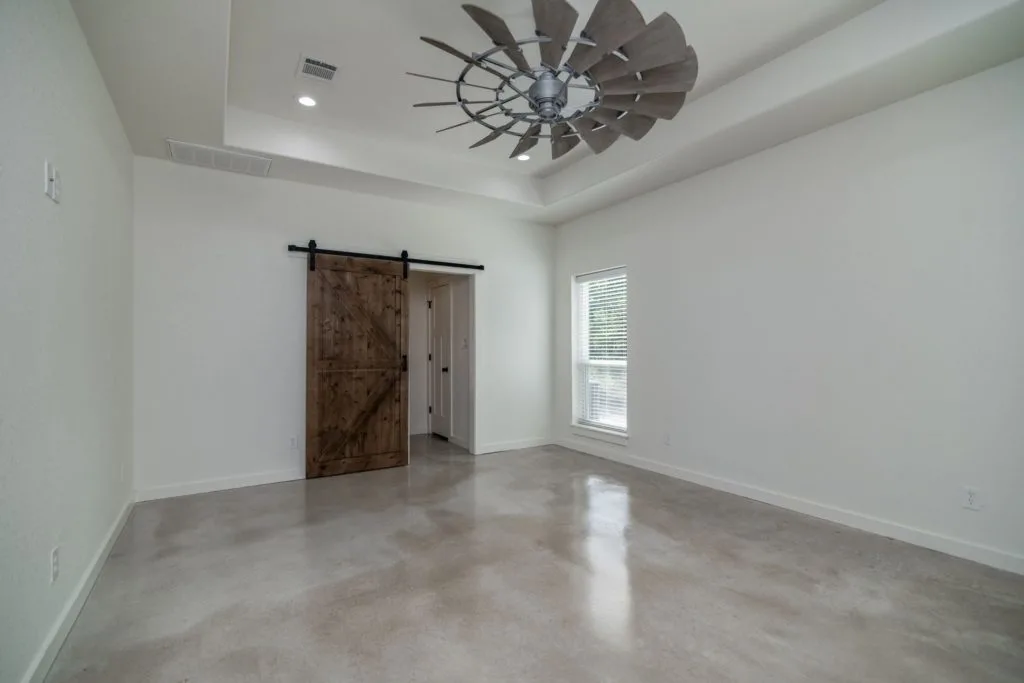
top-left (166, 140), bottom-right (273, 177)
top-left (297, 55), bottom-right (337, 82)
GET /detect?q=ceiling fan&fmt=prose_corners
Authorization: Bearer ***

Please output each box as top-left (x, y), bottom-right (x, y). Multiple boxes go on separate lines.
top-left (410, 0), bottom-right (698, 160)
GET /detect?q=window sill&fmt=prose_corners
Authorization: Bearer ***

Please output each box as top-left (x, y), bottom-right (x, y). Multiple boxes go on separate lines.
top-left (571, 424), bottom-right (628, 447)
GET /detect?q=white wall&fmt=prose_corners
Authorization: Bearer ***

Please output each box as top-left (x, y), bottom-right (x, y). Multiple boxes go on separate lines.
top-left (555, 58), bottom-right (1024, 573)
top-left (133, 157), bottom-right (554, 499)
top-left (407, 273), bottom-right (431, 435)
top-left (0, 1), bottom-right (135, 681)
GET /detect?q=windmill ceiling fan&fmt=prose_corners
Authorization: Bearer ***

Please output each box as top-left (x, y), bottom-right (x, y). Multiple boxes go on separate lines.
top-left (410, 0), bottom-right (699, 160)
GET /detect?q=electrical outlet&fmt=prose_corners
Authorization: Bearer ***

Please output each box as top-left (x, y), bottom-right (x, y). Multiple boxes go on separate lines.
top-left (51, 547), bottom-right (60, 584)
top-left (963, 487), bottom-right (983, 512)
top-left (663, 433), bottom-right (671, 447)
top-left (290, 436), bottom-right (299, 451)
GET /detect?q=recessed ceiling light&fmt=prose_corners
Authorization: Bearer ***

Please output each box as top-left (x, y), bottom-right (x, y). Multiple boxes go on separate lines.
top-left (297, 96), bottom-right (317, 107)
top-left (517, 154), bottom-right (530, 161)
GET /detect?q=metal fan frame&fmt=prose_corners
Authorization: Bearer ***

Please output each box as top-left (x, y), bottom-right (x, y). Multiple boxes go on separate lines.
top-left (452, 36), bottom-right (623, 140)
top-left (413, 0), bottom-right (698, 157)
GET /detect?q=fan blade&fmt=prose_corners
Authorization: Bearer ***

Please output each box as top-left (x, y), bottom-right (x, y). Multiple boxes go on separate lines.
top-left (572, 118), bottom-right (620, 154)
top-left (586, 55), bottom-right (625, 84)
top-left (462, 5), bottom-right (533, 72)
top-left (509, 123), bottom-right (542, 158)
top-left (550, 122), bottom-right (581, 159)
top-left (600, 51), bottom-right (698, 95)
top-left (531, 0), bottom-right (579, 69)
top-left (608, 112), bottom-right (657, 140)
top-left (436, 112), bottom-right (501, 133)
top-left (406, 72), bottom-right (498, 91)
top-left (565, 0), bottom-right (646, 74)
top-left (414, 100), bottom-right (494, 107)
top-left (587, 14), bottom-right (689, 82)
top-left (585, 107), bottom-right (622, 127)
top-left (600, 92), bottom-right (686, 119)
top-left (585, 107), bottom-right (656, 140)
top-left (470, 121), bottom-right (517, 149)
top-left (421, 36), bottom-right (478, 64)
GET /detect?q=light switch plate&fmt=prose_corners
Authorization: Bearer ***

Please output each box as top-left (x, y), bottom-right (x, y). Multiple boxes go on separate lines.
top-left (44, 160), bottom-right (60, 203)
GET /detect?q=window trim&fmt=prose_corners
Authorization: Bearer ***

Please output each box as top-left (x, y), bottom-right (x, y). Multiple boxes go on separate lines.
top-left (572, 422), bottom-right (629, 446)
top-left (571, 266), bottom-right (628, 438)
top-left (574, 266), bottom-right (627, 284)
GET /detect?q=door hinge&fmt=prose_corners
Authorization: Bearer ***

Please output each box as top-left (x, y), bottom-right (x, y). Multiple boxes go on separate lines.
top-left (428, 300), bottom-right (432, 309)
top-left (428, 353), bottom-right (432, 361)
top-left (402, 355), bottom-right (408, 372)
top-left (428, 406), bottom-right (433, 414)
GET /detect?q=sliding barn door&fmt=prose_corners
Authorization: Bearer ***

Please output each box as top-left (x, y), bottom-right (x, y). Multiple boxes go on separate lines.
top-left (306, 255), bottom-right (408, 478)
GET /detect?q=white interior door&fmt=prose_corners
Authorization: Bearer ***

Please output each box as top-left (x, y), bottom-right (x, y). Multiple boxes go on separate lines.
top-left (429, 283), bottom-right (452, 439)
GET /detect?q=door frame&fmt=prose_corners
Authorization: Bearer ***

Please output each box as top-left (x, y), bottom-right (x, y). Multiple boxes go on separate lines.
top-left (413, 265), bottom-right (477, 454)
top-left (427, 281), bottom-right (451, 440)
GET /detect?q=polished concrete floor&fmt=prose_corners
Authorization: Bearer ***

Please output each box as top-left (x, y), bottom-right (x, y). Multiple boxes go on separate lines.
top-left (49, 437), bottom-right (1024, 682)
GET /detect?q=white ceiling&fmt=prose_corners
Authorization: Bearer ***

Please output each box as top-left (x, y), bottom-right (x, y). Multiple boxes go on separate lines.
top-left (72, 0), bottom-right (1024, 223)
top-left (227, 0), bottom-right (883, 175)
top-left (71, 0), bottom-right (230, 159)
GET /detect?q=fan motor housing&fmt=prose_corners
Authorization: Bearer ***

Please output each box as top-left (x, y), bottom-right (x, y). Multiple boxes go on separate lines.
top-left (529, 72), bottom-right (569, 121)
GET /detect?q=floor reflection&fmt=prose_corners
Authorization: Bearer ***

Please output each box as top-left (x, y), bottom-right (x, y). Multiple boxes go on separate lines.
top-left (48, 445), bottom-right (1024, 683)
top-left (584, 475), bottom-right (633, 650)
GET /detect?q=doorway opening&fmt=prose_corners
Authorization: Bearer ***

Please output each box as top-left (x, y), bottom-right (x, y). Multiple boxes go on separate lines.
top-left (407, 269), bottom-right (474, 452)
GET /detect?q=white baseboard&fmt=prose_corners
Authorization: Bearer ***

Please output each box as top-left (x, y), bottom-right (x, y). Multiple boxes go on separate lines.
top-left (475, 437), bottom-right (552, 455)
top-left (22, 497), bottom-right (134, 683)
top-left (135, 469), bottom-right (304, 502)
top-left (558, 437), bottom-right (1024, 576)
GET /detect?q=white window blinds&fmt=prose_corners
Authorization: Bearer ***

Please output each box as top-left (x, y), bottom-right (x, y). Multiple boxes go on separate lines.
top-left (575, 268), bottom-right (627, 433)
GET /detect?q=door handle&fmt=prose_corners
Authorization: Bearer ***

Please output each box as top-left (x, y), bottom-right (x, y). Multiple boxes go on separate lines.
top-left (442, 367), bottom-right (449, 373)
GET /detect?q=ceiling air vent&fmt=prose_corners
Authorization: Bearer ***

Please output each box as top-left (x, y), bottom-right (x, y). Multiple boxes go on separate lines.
top-left (298, 55), bottom-right (337, 82)
top-left (166, 140), bottom-right (272, 177)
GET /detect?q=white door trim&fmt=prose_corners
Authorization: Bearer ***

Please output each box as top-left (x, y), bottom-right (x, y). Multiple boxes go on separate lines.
top-left (413, 265), bottom-right (478, 453)
top-left (428, 282), bottom-right (452, 439)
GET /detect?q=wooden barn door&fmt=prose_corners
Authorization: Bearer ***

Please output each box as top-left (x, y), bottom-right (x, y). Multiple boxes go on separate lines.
top-left (306, 255), bottom-right (408, 478)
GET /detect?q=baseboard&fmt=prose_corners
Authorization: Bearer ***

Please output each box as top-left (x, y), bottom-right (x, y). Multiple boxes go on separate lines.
top-left (135, 469), bottom-right (304, 502)
top-left (558, 437), bottom-right (1024, 576)
top-left (475, 437), bottom-right (552, 455)
top-left (22, 497), bottom-right (133, 683)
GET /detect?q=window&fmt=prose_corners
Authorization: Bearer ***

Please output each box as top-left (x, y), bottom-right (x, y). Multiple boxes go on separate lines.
top-left (574, 267), bottom-right (627, 434)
